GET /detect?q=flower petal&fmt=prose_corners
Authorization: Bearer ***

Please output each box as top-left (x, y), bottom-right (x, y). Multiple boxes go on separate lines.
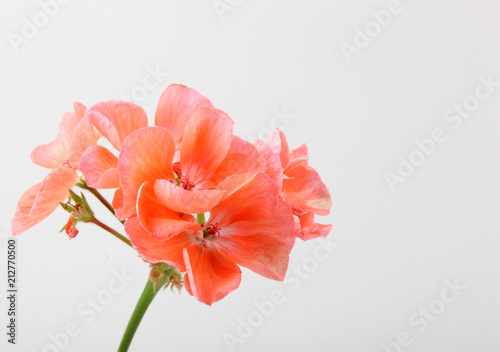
top-left (210, 173), bottom-right (278, 228)
top-left (207, 136), bottom-right (265, 188)
top-left (125, 217), bottom-right (192, 271)
top-left (137, 182), bottom-right (200, 241)
top-left (112, 188), bottom-right (125, 220)
top-left (154, 179), bottom-right (225, 214)
top-left (11, 165), bottom-right (79, 235)
top-left (68, 116), bottom-right (99, 167)
top-left (31, 112), bottom-right (80, 168)
top-left (117, 127), bottom-right (176, 219)
top-left (298, 212), bottom-right (333, 241)
top-left (253, 139), bottom-right (284, 192)
top-left (217, 233), bottom-right (289, 281)
top-left (73, 102), bottom-right (87, 120)
top-left (181, 107), bottom-right (234, 184)
top-left (183, 245), bottom-right (241, 305)
top-left (86, 101), bottom-right (148, 151)
top-left (79, 145), bottom-right (119, 189)
top-left (282, 163), bottom-right (332, 216)
top-left (264, 129), bottom-right (290, 169)
top-left (155, 84), bottom-right (213, 142)
top-left (289, 143), bottom-right (309, 165)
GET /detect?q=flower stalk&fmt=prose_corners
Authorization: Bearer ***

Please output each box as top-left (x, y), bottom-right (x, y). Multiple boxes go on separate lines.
top-left (118, 264), bottom-right (182, 351)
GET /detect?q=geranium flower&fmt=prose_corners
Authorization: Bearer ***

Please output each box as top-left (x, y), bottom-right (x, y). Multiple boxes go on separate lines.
top-left (254, 129), bottom-right (332, 240)
top-left (12, 100), bottom-right (148, 235)
top-left (76, 100), bottom-right (148, 218)
top-left (11, 103), bottom-right (88, 235)
top-left (125, 173), bottom-right (295, 305)
top-left (118, 107), bottom-right (234, 219)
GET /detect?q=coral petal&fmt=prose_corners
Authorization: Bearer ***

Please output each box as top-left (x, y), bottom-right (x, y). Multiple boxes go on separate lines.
top-left (118, 127), bottom-right (176, 219)
top-left (11, 165), bottom-right (78, 235)
top-left (68, 116), bottom-right (99, 167)
top-left (265, 129), bottom-right (290, 169)
top-left (183, 246), bottom-right (241, 305)
top-left (298, 212), bottom-right (333, 240)
top-left (79, 145), bottom-right (119, 189)
top-left (125, 218), bottom-right (191, 271)
top-left (137, 182), bottom-right (200, 240)
top-left (87, 101), bottom-right (148, 151)
top-left (208, 136), bottom-right (265, 187)
top-left (210, 173), bottom-right (278, 227)
top-left (253, 140), bottom-right (284, 191)
top-left (73, 102), bottom-right (87, 120)
top-left (155, 84), bottom-right (213, 142)
top-left (31, 112), bottom-right (80, 168)
top-left (283, 163), bottom-right (332, 216)
top-left (217, 234), bottom-right (289, 281)
top-left (154, 179), bottom-right (225, 214)
top-left (112, 188), bottom-right (125, 220)
top-left (289, 143), bottom-right (309, 164)
top-left (181, 107), bottom-right (234, 184)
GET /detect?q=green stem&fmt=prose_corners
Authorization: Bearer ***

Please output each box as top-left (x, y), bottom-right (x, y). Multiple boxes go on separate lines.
top-left (77, 181), bottom-right (124, 223)
top-left (89, 217), bottom-right (132, 248)
top-left (197, 213), bottom-right (206, 225)
top-left (118, 277), bottom-right (167, 352)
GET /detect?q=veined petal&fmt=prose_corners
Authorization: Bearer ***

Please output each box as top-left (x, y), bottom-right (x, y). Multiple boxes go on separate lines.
top-left (282, 163), bottom-right (331, 216)
top-left (11, 165), bottom-right (79, 235)
top-left (155, 84), bottom-right (213, 142)
top-left (87, 101), bottom-right (148, 151)
top-left (253, 139), bottom-right (284, 192)
top-left (207, 136), bottom-right (266, 188)
top-left (181, 107), bottom-right (234, 184)
top-left (289, 143), bottom-right (309, 165)
top-left (298, 212), bottom-right (333, 241)
top-left (210, 173), bottom-right (278, 228)
top-left (217, 233), bottom-right (289, 281)
top-left (73, 102), bottom-right (86, 120)
top-left (31, 112), bottom-right (80, 169)
top-left (112, 188), bottom-right (125, 220)
top-left (137, 182), bottom-right (200, 241)
top-left (154, 179), bottom-right (225, 214)
top-left (125, 217), bottom-right (193, 271)
top-left (79, 145), bottom-right (119, 189)
top-left (265, 129), bottom-right (290, 169)
top-left (183, 246), bottom-right (241, 306)
top-left (68, 116), bottom-right (99, 167)
top-left (117, 127), bottom-right (176, 219)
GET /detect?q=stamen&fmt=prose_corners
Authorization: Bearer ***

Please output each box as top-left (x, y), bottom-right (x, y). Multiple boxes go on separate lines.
top-left (204, 223), bottom-right (221, 238)
top-left (179, 175), bottom-right (196, 191)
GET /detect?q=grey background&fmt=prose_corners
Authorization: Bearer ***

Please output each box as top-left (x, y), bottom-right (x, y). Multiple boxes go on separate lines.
top-left (1, 0), bottom-right (499, 351)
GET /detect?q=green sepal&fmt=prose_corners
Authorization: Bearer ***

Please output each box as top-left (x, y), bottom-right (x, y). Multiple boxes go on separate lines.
top-left (75, 175), bottom-right (88, 189)
top-left (68, 189), bottom-right (82, 204)
top-left (80, 193), bottom-right (94, 218)
top-left (59, 202), bottom-right (75, 213)
top-left (59, 223), bottom-right (67, 233)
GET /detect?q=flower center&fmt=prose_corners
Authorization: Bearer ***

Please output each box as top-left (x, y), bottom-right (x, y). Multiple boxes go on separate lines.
top-left (203, 223), bottom-right (221, 239)
top-left (179, 175), bottom-right (196, 191)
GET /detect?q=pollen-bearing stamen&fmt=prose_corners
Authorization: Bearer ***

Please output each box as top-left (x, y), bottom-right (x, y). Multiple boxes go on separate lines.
top-left (179, 175), bottom-right (196, 191)
top-left (203, 223), bottom-right (221, 239)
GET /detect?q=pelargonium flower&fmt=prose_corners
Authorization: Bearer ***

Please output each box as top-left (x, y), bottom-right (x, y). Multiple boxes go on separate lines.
top-left (11, 103), bottom-right (89, 235)
top-left (117, 85), bottom-right (264, 221)
top-left (125, 173), bottom-right (295, 305)
top-left (12, 100), bottom-right (148, 235)
top-left (254, 129), bottom-right (332, 240)
top-left (77, 100), bottom-right (149, 218)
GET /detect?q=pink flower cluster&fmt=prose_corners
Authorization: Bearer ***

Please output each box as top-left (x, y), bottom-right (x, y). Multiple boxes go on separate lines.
top-left (12, 85), bottom-right (332, 305)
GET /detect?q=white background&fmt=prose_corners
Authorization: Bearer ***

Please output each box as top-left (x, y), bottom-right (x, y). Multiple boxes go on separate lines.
top-left (1, 1), bottom-right (500, 351)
